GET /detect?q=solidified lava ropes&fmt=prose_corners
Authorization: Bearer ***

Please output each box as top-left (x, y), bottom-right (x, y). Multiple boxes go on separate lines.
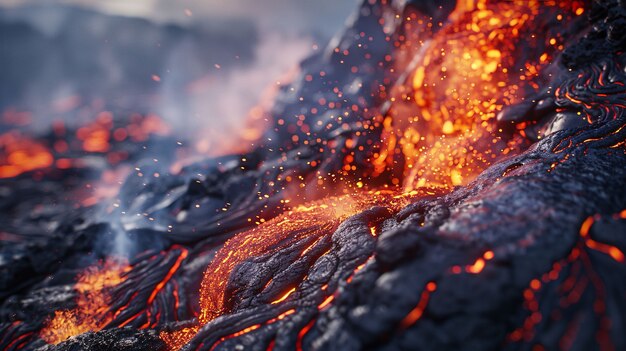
top-left (2, 0), bottom-right (626, 351)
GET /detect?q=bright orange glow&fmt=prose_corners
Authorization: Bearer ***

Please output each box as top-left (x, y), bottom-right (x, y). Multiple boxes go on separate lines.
top-left (346, 257), bottom-right (373, 284)
top-left (270, 287), bottom-right (296, 305)
top-left (530, 279), bottom-right (541, 290)
top-left (76, 112), bottom-right (112, 152)
top-left (296, 319), bottom-right (316, 351)
top-left (159, 1), bottom-right (591, 348)
top-left (202, 325), bottom-right (263, 351)
top-left (160, 327), bottom-right (199, 351)
top-left (483, 250), bottom-right (494, 260)
top-left (579, 216), bottom-right (625, 263)
top-left (163, 190), bottom-right (429, 349)
top-left (0, 113), bottom-right (170, 184)
top-left (196, 191), bottom-right (419, 326)
top-left (0, 131), bottom-right (53, 178)
top-left (467, 258), bottom-right (486, 274)
top-left (399, 281), bottom-right (437, 329)
top-left (369, 226), bottom-right (377, 237)
top-left (163, 308), bottom-right (297, 351)
top-left (586, 241), bottom-right (625, 263)
top-left (579, 216), bottom-right (594, 237)
top-left (40, 259), bottom-right (129, 344)
top-left (271, 309), bottom-right (296, 322)
top-left (318, 295), bottom-right (335, 310)
top-left (375, 0), bottom-right (585, 190)
top-left (230, 325), bottom-right (261, 338)
top-left (148, 248), bottom-right (188, 304)
top-left (42, 249), bottom-right (189, 345)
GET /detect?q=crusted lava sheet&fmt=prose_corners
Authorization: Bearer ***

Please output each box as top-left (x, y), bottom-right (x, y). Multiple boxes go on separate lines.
top-left (1, 1), bottom-right (626, 351)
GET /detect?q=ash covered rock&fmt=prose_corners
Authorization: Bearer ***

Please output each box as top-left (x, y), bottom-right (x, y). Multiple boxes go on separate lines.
top-left (35, 328), bottom-right (165, 351)
top-left (562, 0), bottom-right (626, 69)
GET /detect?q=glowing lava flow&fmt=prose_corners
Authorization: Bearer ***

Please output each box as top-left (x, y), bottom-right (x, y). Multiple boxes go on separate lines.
top-left (399, 281), bottom-right (437, 329)
top-left (0, 113), bottom-right (170, 180)
top-left (40, 259), bottom-right (130, 344)
top-left (197, 191), bottom-right (423, 324)
top-left (39, 247), bottom-right (190, 345)
top-left (161, 190), bottom-right (434, 349)
top-left (579, 216), bottom-right (625, 263)
top-left (2, 0), bottom-right (624, 350)
top-left (375, 0), bottom-right (586, 190)
top-left (0, 131), bottom-right (53, 178)
top-left (161, 1), bottom-right (591, 349)
top-left (508, 210), bottom-right (626, 348)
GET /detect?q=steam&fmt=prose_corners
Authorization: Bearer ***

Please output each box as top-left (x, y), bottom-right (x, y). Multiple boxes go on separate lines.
top-left (111, 227), bottom-right (133, 259)
top-left (157, 29), bottom-right (314, 150)
top-left (0, 1), bottom-right (348, 258)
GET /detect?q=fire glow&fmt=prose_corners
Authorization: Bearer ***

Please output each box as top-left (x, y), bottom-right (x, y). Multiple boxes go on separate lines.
top-left (159, 1), bottom-right (593, 347)
top-left (162, 191), bottom-right (421, 349)
top-left (375, 0), bottom-right (585, 190)
top-left (40, 259), bottom-right (130, 345)
top-left (33, 0), bottom-right (591, 348)
top-left (2, 0), bottom-right (625, 350)
top-left (0, 132), bottom-right (53, 178)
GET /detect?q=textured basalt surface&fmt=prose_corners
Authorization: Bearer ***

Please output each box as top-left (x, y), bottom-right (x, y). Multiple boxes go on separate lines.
top-left (1, 0), bottom-right (625, 350)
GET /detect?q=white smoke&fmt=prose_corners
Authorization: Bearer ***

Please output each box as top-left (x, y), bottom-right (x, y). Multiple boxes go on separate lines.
top-left (157, 29), bottom-right (314, 150)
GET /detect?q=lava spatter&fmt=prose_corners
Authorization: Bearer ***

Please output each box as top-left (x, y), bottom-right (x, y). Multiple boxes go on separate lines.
top-left (1, 1), bottom-right (626, 351)
top-left (376, 0), bottom-right (588, 190)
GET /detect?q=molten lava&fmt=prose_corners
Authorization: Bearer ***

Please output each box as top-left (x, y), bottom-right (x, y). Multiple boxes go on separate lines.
top-left (2, 0), bottom-right (625, 350)
top-left (40, 259), bottom-right (130, 344)
top-left (0, 131), bottom-right (53, 178)
top-left (157, 1), bottom-right (594, 348)
top-left (376, 0), bottom-right (586, 190)
top-left (198, 191), bottom-right (419, 322)
top-left (162, 189), bottom-right (436, 349)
